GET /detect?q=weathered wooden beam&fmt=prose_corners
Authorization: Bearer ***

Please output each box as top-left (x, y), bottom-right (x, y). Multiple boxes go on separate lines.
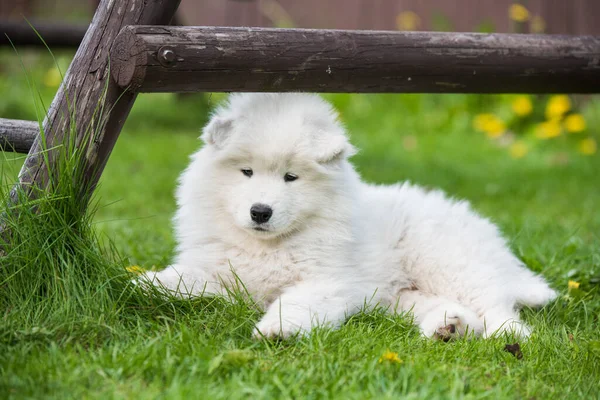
top-left (111, 26), bottom-right (600, 94)
top-left (0, 20), bottom-right (87, 47)
top-left (7, 0), bottom-right (180, 210)
top-left (0, 118), bottom-right (37, 153)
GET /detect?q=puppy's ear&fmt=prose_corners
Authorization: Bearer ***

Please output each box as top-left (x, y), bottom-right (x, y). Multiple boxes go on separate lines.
top-left (314, 133), bottom-right (357, 164)
top-left (201, 116), bottom-right (234, 149)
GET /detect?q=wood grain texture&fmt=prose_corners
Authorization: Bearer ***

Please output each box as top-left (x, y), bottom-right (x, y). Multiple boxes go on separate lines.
top-left (110, 26), bottom-right (600, 94)
top-left (8, 0), bottom-right (180, 208)
top-left (0, 118), bottom-right (37, 153)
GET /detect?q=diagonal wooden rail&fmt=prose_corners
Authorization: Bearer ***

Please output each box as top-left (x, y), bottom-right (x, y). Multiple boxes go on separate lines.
top-left (7, 0), bottom-right (180, 205)
top-left (0, 0), bottom-right (180, 242)
top-left (110, 26), bottom-right (600, 94)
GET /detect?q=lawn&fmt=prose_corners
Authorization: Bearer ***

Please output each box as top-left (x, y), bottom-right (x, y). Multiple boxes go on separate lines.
top-left (1, 50), bottom-right (599, 399)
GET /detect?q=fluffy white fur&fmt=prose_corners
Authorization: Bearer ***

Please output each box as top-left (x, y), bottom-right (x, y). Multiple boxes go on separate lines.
top-left (145, 93), bottom-right (556, 340)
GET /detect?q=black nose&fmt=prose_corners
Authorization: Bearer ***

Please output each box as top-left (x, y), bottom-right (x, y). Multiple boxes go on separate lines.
top-left (250, 204), bottom-right (273, 224)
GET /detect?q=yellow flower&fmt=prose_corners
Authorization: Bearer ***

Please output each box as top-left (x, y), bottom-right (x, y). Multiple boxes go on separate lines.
top-left (379, 350), bottom-right (402, 364)
top-left (473, 114), bottom-right (506, 138)
top-left (568, 280), bottom-right (580, 290)
top-left (126, 265), bottom-right (145, 275)
top-left (509, 4), bottom-right (530, 22)
top-left (396, 11), bottom-right (421, 31)
top-left (43, 67), bottom-right (62, 88)
top-left (531, 15), bottom-right (546, 33)
top-left (563, 114), bottom-right (586, 133)
top-left (509, 141), bottom-right (528, 159)
top-left (578, 138), bottom-right (597, 155)
top-left (474, 113), bottom-right (495, 130)
top-left (511, 96), bottom-right (533, 117)
top-left (535, 120), bottom-right (562, 139)
top-left (545, 95), bottom-right (571, 120)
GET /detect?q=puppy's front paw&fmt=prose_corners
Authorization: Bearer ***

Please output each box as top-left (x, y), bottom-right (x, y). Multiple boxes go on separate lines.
top-left (253, 314), bottom-right (308, 340)
top-left (138, 266), bottom-right (210, 298)
top-left (484, 318), bottom-right (532, 339)
top-left (142, 269), bottom-right (184, 291)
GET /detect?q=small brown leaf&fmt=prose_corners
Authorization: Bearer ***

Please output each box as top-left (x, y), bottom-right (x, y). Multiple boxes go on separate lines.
top-left (504, 343), bottom-right (523, 359)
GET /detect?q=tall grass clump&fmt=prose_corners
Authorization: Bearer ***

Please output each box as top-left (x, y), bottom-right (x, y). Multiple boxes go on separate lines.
top-left (0, 101), bottom-right (139, 342)
top-left (0, 42), bottom-right (168, 344)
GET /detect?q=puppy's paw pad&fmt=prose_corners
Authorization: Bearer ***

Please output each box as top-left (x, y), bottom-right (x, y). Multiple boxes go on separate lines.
top-left (421, 305), bottom-right (483, 340)
top-left (434, 323), bottom-right (457, 342)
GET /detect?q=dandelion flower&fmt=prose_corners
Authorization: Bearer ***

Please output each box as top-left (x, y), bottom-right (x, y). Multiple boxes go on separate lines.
top-left (509, 141), bottom-right (528, 159)
top-left (126, 265), bottom-right (145, 275)
top-left (568, 280), bottom-right (580, 290)
top-left (396, 11), bottom-right (421, 31)
top-left (578, 138), bottom-right (597, 155)
top-left (379, 350), bottom-right (402, 364)
top-left (563, 114), bottom-right (586, 133)
top-left (511, 96), bottom-right (533, 117)
top-left (473, 113), bottom-right (495, 131)
top-left (535, 120), bottom-right (562, 139)
top-left (545, 95), bottom-right (571, 120)
top-left (473, 114), bottom-right (506, 138)
top-left (509, 4), bottom-right (530, 22)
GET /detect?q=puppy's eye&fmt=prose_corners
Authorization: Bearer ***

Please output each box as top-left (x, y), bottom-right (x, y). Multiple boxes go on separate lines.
top-left (241, 168), bottom-right (253, 178)
top-left (284, 173), bottom-right (298, 182)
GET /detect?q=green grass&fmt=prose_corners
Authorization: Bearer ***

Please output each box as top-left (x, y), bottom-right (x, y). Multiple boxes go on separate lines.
top-left (1, 51), bottom-right (600, 399)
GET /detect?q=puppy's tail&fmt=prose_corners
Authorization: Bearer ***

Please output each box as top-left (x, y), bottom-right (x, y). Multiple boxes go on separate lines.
top-left (514, 275), bottom-right (557, 308)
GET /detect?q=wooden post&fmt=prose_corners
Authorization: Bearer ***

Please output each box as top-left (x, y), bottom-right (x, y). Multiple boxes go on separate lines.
top-left (7, 0), bottom-right (180, 209)
top-left (0, 118), bottom-right (37, 153)
top-left (111, 26), bottom-right (600, 93)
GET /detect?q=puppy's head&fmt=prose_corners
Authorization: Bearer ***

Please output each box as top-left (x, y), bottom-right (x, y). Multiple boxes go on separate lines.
top-left (201, 93), bottom-right (356, 240)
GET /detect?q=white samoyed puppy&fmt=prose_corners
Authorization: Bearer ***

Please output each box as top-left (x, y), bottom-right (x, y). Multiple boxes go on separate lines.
top-left (145, 93), bottom-right (556, 340)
